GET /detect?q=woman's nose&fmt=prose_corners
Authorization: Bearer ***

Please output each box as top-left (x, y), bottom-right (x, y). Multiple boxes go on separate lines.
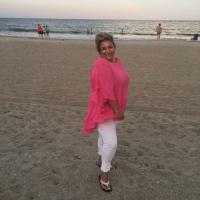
top-left (105, 48), bottom-right (110, 54)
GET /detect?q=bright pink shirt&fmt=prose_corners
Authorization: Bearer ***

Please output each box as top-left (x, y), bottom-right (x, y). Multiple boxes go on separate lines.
top-left (83, 57), bottom-right (129, 135)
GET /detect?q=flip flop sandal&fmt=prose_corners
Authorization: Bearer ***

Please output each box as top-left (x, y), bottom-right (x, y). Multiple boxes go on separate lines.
top-left (98, 175), bottom-right (112, 192)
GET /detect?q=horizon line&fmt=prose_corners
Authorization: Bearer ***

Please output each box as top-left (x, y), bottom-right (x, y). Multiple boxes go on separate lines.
top-left (0, 17), bottom-right (200, 21)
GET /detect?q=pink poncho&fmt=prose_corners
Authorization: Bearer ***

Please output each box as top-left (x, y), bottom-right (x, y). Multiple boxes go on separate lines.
top-left (83, 57), bottom-right (129, 135)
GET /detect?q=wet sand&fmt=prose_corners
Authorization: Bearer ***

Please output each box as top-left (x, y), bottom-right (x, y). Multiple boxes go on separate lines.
top-left (0, 37), bottom-right (200, 200)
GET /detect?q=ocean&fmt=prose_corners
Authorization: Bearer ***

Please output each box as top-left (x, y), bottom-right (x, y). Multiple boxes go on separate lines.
top-left (0, 18), bottom-right (199, 41)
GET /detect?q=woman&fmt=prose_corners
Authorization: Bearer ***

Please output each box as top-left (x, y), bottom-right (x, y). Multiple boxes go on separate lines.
top-left (83, 33), bottom-right (129, 192)
top-left (36, 24), bottom-right (43, 38)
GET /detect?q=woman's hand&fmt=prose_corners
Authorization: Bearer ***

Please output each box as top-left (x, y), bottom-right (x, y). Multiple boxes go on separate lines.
top-left (115, 109), bottom-right (124, 120)
top-left (108, 100), bottom-right (124, 120)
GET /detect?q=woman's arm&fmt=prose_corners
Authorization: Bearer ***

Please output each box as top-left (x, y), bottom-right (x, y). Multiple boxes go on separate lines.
top-left (108, 100), bottom-right (124, 120)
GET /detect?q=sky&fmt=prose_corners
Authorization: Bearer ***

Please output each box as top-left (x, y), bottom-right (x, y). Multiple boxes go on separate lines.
top-left (0, 0), bottom-right (200, 20)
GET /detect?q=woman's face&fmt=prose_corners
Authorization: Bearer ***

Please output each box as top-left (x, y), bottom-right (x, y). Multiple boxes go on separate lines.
top-left (99, 40), bottom-right (116, 62)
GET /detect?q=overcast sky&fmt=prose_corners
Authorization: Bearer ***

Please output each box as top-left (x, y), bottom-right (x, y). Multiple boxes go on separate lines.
top-left (0, 0), bottom-right (200, 20)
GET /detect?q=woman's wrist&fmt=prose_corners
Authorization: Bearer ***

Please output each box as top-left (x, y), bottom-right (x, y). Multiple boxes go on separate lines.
top-left (108, 100), bottom-right (124, 119)
top-left (114, 109), bottom-right (121, 115)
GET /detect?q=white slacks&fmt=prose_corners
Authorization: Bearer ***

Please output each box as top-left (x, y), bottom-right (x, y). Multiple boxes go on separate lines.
top-left (97, 120), bottom-right (117, 172)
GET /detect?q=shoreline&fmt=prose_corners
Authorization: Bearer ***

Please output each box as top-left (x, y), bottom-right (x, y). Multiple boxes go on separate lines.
top-left (0, 35), bottom-right (196, 43)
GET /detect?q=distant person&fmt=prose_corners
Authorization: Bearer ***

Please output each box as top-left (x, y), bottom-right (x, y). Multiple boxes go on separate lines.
top-left (83, 33), bottom-right (129, 192)
top-left (121, 28), bottom-right (124, 35)
top-left (36, 24), bottom-right (44, 38)
top-left (44, 25), bottom-right (50, 38)
top-left (191, 34), bottom-right (199, 41)
top-left (86, 27), bottom-right (93, 34)
top-left (156, 23), bottom-right (162, 40)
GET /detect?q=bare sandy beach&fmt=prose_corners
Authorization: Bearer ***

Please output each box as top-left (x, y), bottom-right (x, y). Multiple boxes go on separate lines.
top-left (0, 37), bottom-right (200, 200)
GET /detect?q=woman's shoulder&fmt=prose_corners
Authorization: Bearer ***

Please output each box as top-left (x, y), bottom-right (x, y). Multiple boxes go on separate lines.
top-left (94, 57), bottom-right (122, 65)
top-left (92, 58), bottom-right (113, 76)
top-left (115, 57), bottom-right (122, 63)
top-left (93, 57), bottom-right (108, 66)
top-left (92, 58), bottom-right (109, 71)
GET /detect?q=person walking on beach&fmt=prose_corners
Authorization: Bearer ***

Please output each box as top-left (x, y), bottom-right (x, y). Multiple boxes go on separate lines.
top-left (42, 25), bottom-right (46, 37)
top-left (44, 25), bottom-right (50, 38)
top-left (83, 33), bottom-right (129, 192)
top-left (156, 23), bottom-right (162, 40)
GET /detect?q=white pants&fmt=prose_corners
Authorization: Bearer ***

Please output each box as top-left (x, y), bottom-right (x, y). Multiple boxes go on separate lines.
top-left (97, 120), bottom-right (117, 172)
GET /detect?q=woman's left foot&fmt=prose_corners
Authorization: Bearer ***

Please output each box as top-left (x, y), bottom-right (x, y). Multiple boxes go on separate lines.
top-left (96, 160), bottom-right (102, 167)
top-left (96, 155), bottom-right (102, 167)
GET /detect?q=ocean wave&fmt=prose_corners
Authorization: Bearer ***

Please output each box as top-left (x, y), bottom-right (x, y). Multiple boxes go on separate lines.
top-left (6, 28), bottom-right (87, 34)
top-left (2, 24), bottom-right (199, 38)
top-left (4, 28), bottom-right (197, 37)
top-left (8, 28), bottom-right (36, 32)
top-left (177, 33), bottom-right (197, 36)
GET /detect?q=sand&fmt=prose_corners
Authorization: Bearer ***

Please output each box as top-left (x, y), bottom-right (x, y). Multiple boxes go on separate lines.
top-left (0, 37), bottom-right (200, 200)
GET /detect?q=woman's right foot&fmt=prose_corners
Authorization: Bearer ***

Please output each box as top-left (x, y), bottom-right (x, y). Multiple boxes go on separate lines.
top-left (99, 173), bottom-right (112, 192)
